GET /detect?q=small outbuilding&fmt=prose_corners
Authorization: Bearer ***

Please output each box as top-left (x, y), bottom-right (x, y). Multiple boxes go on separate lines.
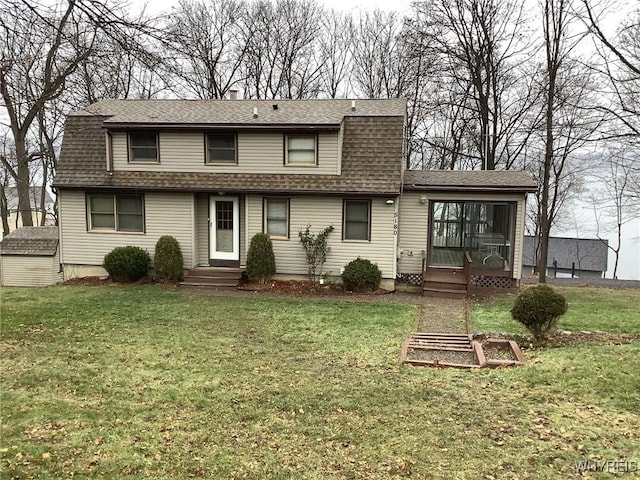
top-left (0, 226), bottom-right (62, 286)
top-left (522, 235), bottom-right (608, 279)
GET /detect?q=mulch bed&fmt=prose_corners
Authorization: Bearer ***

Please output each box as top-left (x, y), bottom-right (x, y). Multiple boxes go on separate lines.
top-left (238, 279), bottom-right (392, 296)
top-left (63, 276), bottom-right (162, 286)
top-left (481, 341), bottom-right (519, 361)
top-left (475, 331), bottom-right (640, 349)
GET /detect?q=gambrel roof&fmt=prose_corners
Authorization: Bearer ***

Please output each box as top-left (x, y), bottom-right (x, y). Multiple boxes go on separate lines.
top-left (54, 99), bottom-right (407, 195)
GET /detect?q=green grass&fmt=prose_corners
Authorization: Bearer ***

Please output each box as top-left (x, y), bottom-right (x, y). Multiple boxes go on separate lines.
top-left (472, 286), bottom-right (640, 335)
top-left (1, 285), bottom-right (639, 479)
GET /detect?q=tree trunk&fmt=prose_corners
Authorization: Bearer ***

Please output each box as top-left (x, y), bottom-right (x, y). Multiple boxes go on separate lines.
top-left (0, 184), bottom-right (10, 237)
top-left (14, 136), bottom-right (34, 227)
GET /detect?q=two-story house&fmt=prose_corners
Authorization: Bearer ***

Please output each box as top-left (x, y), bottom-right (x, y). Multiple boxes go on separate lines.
top-left (53, 98), bottom-right (536, 295)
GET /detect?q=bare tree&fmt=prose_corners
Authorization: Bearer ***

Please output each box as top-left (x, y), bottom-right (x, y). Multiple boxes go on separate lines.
top-left (536, 0), bottom-right (595, 283)
top-left (0, 0), bottom-right (156, 227)
top-left (583, 1), bottom-right (640, 136)
top-left (317, 10), bottom-right (354, 98)
top-left (240, 0), bottom-right (323, 99)
top-left (165, 0), bottom-right (247, 99)
top-left (410, 0), bottom-right (541, 170)
top-left (591, 149), bottom-right (638, 278)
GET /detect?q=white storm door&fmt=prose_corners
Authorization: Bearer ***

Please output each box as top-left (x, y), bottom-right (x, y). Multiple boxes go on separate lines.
top-left (210, 196), bottom-right (239, 262)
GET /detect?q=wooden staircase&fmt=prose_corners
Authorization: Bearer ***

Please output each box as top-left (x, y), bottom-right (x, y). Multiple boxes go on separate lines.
top-left (406, 333), bottom-right (473, 351)
top-left (180, 267), bottom-right (242, 288)
top-left (422, 268), bottom-right (468, 298)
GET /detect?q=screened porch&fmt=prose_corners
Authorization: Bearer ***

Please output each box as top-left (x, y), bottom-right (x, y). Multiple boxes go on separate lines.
top-left (429, 201), bottom-right (515, 272)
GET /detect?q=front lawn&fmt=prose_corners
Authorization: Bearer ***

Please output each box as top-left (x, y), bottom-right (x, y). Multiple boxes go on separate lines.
top-left (472, 286), bottom-right (640, 335)
top-left (1, 285), bottom-right (639, 479)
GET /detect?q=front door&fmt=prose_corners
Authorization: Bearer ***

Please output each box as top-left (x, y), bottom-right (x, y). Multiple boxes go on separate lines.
top-left (210, 196), bottom-right (239, 267)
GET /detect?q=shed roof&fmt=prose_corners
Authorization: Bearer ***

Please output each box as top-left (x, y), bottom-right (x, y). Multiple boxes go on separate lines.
top-left (522, 235), bottom-right (608, 272)
top-left (76, 98), bottom-right (407, 127)
top-left (0, 226), bottom-right (59, 256)
top-left (403, 170), bottom-right (537, 192)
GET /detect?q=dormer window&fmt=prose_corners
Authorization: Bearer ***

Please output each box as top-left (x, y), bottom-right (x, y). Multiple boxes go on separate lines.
top-left (206, 133), bottom-right (237, 164)
top-left (285, 134), bottom-right (317, 166)
top-left (128, 132), bottom-right (159, 163)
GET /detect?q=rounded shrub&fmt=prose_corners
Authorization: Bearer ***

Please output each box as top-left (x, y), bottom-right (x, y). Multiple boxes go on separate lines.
top-left (103, 246), bottom-right (151, 282)
top-left (154, 235), bottom-right (184, 282)
top-left (511, 284), bottom-right (568, 340)
top-left (246, 233), bottom-right (276, 284)
top-left (342, 257), bottom-right (382, 292)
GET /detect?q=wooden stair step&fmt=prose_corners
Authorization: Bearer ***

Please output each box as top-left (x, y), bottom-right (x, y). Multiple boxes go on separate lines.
top-left (423, 288), bottom-right (467, 299)
top-left (180, 281), bottom-right (238, 288)
top-left (407, 344), bottom-right (473, 352)
top-left (412, 333), bottom-right (471, 339)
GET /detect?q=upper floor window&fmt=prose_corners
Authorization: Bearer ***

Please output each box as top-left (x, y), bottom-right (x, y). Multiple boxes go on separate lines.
top-left (88, 194), bottom-right (144, 232)
top-left (285, 134), bottom-right (317, 166)
top-left (343, 199), bottom-right (371, 241)
top-left (128, 132), bottom-right (158, 163)
top-left (264, 197), bottom-right (289, 239)
top-left (207, 133), bottom-right (237, 164)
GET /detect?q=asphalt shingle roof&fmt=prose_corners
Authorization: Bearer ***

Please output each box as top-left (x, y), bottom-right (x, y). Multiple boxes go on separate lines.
top-left (522, 236), bottom-right (608, 272)
top-left (403, 170), bottom-right (537, 192)
top-left (76, 98), bottom-right (407, 127)
top-left (0, 226), bottom-right (59, 255)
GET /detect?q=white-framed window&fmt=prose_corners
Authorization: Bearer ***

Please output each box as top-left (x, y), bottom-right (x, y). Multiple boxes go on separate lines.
top-left (88, 194), bottom-right (144, 232)
top-left (264, 197), bottom-right (289, 239)
top-left (128, 132), bottom-right (159, 162)
top-left (285, 134), bottom-right (317, 165)
top-left (206, 133), bottom-right (237, 164)
top-left (343, 199), bottom-right (371, 241)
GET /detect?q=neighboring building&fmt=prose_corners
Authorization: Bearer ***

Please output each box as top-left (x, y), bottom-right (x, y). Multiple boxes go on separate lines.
top-left (53, 98), bottom-right (536, 294)
top-left (3, 187), bottom-right (54, 237)
top-left (522, 235), bottom-right (608, 279)
top-left (0, 226), bottom-right (62, 286)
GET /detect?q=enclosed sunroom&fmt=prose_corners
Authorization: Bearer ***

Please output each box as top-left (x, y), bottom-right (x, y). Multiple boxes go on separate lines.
top-left (397, 170), bottom-right (537, 296)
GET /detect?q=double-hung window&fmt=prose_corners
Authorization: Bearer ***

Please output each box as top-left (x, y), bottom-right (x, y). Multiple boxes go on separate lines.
top-left (264, 198), bottom-right (289, 239)
top-left (207, 133), bottom-right (237, 164)
top-left (285, 134), bottom-right (317, 165)
top-left (88, 194), bottom-right (144, 232)
top-left (343, 200), bottom-right (371, 241)
top-left (128, 132), bottom-right (159, 163)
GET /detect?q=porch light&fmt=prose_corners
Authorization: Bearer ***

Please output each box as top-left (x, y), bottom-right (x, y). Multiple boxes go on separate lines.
top-left (420, 196), bottom-right (427, 204)
top-left (386, 199), bottom-right (394, 205)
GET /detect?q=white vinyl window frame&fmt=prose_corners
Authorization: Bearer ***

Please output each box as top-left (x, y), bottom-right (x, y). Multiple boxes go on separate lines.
top-left (284, 134), bottom-right (317, 166)
top-left (264, 197), bottom-right (290, 239)
top-left (87, 193), bottom-right (145, 233)
top-left (343, 199), bottom-right (371, 242)
top-left (128, 132), bottom-right (159, 163)
top-left (206, 132), bottom-right (238, 165)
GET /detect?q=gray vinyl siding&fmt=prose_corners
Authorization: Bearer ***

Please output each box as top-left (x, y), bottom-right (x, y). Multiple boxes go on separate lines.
top-left (58, 190), bottom-right (194, 268)
top-left (111, 131), bottom-right (340, 175)
top-left (239, 196), bottom-right (246, 265)
top-left (0, 255), bottom-right (61, 286)
top-left (194, 193), bottom-right (209, 266)
top-left (397, 192), bottom-right (429, 274)
top-left (397, 191), bottom-right (526, 279)
top-left (246, 195), bottom-right (397, 278)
